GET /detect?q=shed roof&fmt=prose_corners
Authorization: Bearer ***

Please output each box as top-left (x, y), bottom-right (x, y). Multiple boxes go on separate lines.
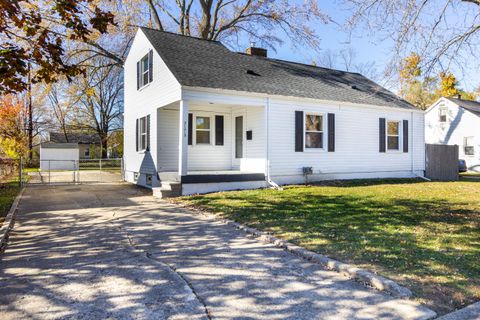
top-left (41, 142), bottom-right (79, 149)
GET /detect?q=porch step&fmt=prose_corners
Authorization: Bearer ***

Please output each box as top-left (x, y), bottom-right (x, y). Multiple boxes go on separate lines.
top-left (152, 181), bottom-right (182, 198)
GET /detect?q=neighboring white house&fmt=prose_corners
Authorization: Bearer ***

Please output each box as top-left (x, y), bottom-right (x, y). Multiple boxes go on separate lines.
top-left (40, 143), bottom-right (79, 171)
top-left (425, 97), bottom-right (480, 171)
top-left (124, 27), bottom-right (425, 196)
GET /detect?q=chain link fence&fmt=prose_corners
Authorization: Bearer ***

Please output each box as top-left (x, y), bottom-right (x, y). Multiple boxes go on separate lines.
top-left (26, 158), bottom-right (124, 185)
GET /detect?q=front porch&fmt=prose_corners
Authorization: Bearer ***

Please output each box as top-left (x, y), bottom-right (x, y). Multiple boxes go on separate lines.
top-left (148, 95), bottom-right (270, 196)
top-left (155, 98), bottom-right (268, 190)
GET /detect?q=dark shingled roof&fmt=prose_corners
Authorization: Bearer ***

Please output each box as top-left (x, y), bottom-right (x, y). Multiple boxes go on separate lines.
top-left (41, 142), bottom-right (79, 149)
top-left (49, 132), bottom-right (100, 144)
top-left (447, 97), bottom-right (480, 116)
top-left (140, 27), bottom-right (416, 110)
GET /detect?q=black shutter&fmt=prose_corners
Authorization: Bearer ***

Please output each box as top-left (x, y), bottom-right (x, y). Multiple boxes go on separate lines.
top-left (403, 119), bottom-right (408, 153)
top-left (146, 115), bottom-right (150, 151)
top-left (148, 50), bottom-right (153, 83)
top-left (188, 113), bottom-right (193, 145)
top-left (215, 115), bottom-right (224, 145)
top-left (327, 113), bottom-right (335, 152)
top-left (136, 61), bottom-right (140, 90)
top-left (135, 118), bottom-right (139, 151)
top-left (295, 111), bottom-right (304, 152)
top-left (379, 118), bottom-right (386, 153)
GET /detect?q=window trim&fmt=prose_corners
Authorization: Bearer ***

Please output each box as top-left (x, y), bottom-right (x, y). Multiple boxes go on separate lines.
top-left (439, 107), bottom-right (447, 123)
top-left (138, 116), bottom-right (147, 152)
top-left (138, 53), bottom-right (151, 89)
top-left (386, 119), bottom-right (402, 152)
top-left (193, 113), bottom-right (213, 146)
top-left (303, 112), bottom-right (325, 151)
top-left (464, 136), bottom-right (475, 156)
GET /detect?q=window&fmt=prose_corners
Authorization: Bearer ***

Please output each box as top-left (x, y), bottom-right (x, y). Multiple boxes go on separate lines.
top-left (138, 116), bottom-right (147, 151)
top-left (387, 120), bottom-right (400, 150)
top-left (84, 147), bottom-right (90, 159)
top-left (305, 114), bottom-right (323, 149)
top-left (464, 136), bottom-right (475, 156)
top-left (138, 52), bottom-right (152, 88)
top-left (196, 116), bottom-right (211, 144)
top-left (439, 108), bottom-right (447, 122)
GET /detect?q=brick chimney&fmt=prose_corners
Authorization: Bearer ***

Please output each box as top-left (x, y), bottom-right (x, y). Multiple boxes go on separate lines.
top-left (246, 46), bottom-right (267, 57)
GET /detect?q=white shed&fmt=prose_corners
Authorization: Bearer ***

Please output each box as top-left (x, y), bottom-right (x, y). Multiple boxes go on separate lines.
top-left (40, 143), bottom-right (79, 171)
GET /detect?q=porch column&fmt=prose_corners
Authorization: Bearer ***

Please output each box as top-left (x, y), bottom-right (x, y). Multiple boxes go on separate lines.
top-left (178, 100), bottom-right (189, 177)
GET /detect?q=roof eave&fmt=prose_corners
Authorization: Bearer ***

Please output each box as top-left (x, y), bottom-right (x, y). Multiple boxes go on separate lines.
top-left (182, 86), bottom-right (424, 113)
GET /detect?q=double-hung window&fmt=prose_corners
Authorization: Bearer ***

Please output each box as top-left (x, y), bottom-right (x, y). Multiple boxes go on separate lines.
top-left (137, 51), bottom-right (152, 89)
top-left (387, 120), bottom-right (400, 150)
top-left (196, 116), bottom-right (211, 144)
top-left (305, 114), bottom-right (323, 149)
top-left (138, 116), bottom-right (147, 151)
top-left (439, 108), bottom-right (447, 122)
top-left (464, 136), bottom-right (475, 156)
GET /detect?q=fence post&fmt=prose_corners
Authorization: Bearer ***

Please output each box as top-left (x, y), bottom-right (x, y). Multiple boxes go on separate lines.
top-left (48, 160), bottom-right (51, 184)
top-left (99, 158), bottom-right (102, 183)
top-left (19, 157), bottom-right (23, 187)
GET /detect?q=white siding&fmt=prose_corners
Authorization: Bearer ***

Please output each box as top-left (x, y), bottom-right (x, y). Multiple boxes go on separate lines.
top-left (188, 104), bottom-right (232, 171)
top-left (425, 98), bottom-right (480, 171)
top-left (40, 147), bottom-right (79, 171)
top-left (124, 29), bottom-right (181, 186)
top-left (267, 99), bottom-right (425, 184)
top-left (182, 88), bottom-right (425, 185)
top-left (156, 103), bottom-right (265, 172)
top-left (241, 106), bottom-right (266, 172)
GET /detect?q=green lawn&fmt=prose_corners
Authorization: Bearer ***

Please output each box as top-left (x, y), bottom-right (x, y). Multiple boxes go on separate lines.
top-left (179, 179), bottom-right (480, 314)
top-left (0, 181), bottom-right (21, 226)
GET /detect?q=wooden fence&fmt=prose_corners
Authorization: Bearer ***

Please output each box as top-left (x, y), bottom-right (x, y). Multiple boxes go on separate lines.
top-left (425, 144), bottom-right (459, 181)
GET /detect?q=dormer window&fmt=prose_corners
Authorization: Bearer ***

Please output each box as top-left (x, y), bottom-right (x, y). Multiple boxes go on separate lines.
top-left (137, 50), bottom-right (153, 89)
top-left (439, 107), bottom-right (447, 122)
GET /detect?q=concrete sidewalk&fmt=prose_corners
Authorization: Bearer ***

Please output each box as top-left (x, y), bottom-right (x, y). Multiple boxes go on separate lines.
top-left (0, 184), bottom-right (436, 319)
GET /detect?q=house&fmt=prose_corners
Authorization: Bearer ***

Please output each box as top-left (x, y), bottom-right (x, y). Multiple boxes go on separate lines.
top-left (48, 132), bottom-right (101, 159)
top-left (40, 142), bottom-right (79, 171)
top-left (124, 27), bottom-right (425, 196)
top-left (425, 97), bottom-right (480, 171)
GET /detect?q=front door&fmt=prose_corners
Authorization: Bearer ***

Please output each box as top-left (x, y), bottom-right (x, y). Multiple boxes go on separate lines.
top-left (233, 113), bottom-right (244, 168)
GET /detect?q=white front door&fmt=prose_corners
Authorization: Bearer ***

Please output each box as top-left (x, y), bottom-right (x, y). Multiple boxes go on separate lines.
top-left (232, 111), bottom-right (245, 169)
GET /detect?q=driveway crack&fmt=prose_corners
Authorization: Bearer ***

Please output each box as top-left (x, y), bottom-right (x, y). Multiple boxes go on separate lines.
top-left (108, 212), bottom-right (212, 320)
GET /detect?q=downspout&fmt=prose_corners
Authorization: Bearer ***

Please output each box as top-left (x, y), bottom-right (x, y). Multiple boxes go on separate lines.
top-left (265, 97), bottom-right (282, 190)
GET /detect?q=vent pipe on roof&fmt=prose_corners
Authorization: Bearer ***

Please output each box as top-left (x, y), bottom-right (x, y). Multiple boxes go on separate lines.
top-left (246, 47), bottom-right (267, 57)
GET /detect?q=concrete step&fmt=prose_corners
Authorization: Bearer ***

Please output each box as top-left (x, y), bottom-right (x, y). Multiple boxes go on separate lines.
top-left (152, 181), bottom-right (182, 198)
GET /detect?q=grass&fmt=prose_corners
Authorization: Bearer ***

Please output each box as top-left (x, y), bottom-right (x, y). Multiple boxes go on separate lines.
top-left (0, 181), bottom-right (21, 227)
top-left (179, 179), bottom-right (480, 314)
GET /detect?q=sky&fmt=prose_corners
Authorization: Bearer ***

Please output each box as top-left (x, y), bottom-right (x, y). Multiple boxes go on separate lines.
top-left (262, 0), bottom-right (480, 92)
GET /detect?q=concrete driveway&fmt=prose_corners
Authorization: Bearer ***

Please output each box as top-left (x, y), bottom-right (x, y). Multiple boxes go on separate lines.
top-left (0, 184), bottom-right (435, 320)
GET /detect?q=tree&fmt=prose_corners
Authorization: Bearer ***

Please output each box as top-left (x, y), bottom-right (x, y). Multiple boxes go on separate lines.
top-left (45, 82), bottom-right (80, 142)
top-left (74, 63), bottom-right (123, 158)
top-left (0, 95), bottom-right (27, 158)
top-left (344, 0), bottom-right (480, 75)
top-left (317, 48), bottom-right (380, 82)
top-left (0, 0), bottom-right (115, 95)
top-left (130, 0), bottom-right (329, 50)
top-left (398, 52), bottom-right (477, 109)
top-left (437, 72), bottom-right (459, 98)
top-left (398, 53), bottom-right (437, 110)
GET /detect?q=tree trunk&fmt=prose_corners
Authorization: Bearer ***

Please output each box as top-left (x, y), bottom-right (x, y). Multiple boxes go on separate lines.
top-left (101, 134), bottom-right (108, 158)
